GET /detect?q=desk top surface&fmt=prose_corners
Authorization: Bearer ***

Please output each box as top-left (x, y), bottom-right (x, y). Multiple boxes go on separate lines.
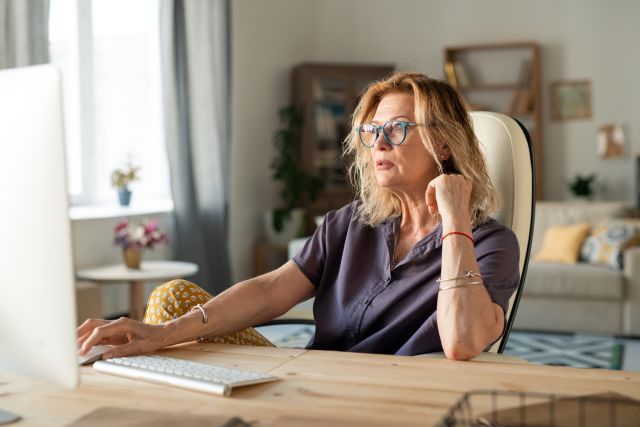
top-left (2, 343), bottom-right (640, 426)
top-left (76, 261), bottom-right (198, 282)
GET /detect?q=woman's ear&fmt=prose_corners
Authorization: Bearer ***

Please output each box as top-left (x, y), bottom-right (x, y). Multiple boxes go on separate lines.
top-left (437, 144), bottom-right (451, 161)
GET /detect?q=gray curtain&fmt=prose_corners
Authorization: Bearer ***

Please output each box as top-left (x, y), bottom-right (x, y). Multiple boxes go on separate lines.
top-left (0, 0), bottom-right (49, 69)
top-left (160, 0), bottom-right (232, 295)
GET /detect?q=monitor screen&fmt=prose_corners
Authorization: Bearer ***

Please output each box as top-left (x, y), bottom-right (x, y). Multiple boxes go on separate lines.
top-left (0, 64), bottom-right (78, 388)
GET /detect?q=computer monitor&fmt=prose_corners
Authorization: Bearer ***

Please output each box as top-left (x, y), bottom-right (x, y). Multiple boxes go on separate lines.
top-left (0, 64), bottom-right (79, 388)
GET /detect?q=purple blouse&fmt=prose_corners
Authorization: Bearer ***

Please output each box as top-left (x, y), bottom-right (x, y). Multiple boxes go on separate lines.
top-left (292, 201), bottom-right (520, 356)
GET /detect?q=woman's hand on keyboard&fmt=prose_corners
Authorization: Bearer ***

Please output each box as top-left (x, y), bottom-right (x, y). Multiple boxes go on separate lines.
top-left (77, 317), bottom-right (168, 359)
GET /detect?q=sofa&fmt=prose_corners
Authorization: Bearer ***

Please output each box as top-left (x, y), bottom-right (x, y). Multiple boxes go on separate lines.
top-left (513, 201), bottom-right (640, 336)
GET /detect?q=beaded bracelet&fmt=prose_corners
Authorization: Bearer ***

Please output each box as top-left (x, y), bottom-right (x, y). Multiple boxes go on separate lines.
top-left (439, 280), bottom-right (484, 291)
top-left (441, 231), bottom-right (474, 245)
top-left (436, 271), bottom-right (482, 283)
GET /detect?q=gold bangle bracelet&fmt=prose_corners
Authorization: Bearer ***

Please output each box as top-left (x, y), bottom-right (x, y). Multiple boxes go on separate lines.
top-left (438, 280), bottom-right (484, 291)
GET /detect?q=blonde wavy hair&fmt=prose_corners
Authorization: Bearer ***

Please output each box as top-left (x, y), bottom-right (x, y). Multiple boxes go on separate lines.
top-left (344, 71), bottom-right (499, 227)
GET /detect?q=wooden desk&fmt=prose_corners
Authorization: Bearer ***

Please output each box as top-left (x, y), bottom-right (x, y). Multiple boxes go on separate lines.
top-left (2, 344), bottom-right (640, 426)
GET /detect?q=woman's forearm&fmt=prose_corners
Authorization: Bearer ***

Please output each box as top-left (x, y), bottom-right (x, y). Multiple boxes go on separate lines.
top-left (436, 216), bottom-right (503, 360)
top-left (158, 276), bottom-right (271, 347)
top-left (160, 261), bottom-right (314, 348)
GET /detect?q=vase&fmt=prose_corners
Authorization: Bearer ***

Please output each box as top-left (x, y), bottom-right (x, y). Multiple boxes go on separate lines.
top-left (118, 188), bottom-right (132, 207)
top-left (123, 248), bottom-right (142, 269)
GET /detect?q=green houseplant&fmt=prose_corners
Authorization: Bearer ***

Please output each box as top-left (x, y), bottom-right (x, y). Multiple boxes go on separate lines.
top-left (568, 173), bottom-right (596, 199)
top-left (268, 105), bottom-right (324, 241)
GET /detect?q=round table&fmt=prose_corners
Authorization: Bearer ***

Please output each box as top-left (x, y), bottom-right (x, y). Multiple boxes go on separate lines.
top-left (77, 261), bottom-right (199, 320)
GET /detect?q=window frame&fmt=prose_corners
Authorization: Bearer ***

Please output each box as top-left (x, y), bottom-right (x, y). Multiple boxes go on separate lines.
top-left (72, 0), bottom-right (97, 206)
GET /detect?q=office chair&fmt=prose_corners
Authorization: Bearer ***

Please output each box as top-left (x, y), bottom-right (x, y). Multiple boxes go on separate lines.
top-left (472, 111), bottom-right (535, 353)
top-left (265, 111), bottom-right (535, 356)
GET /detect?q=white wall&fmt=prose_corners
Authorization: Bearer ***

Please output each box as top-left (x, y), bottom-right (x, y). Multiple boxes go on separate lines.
top-left (229, 0), bottom-right (640, 282)
top-left (311, 0), bottom-right (640, 202)
top-left (229, 0), bottom-right (319, 281)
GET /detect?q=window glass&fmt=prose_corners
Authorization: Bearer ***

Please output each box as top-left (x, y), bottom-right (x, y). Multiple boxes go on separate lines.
top-left (48, 0), bottom-right (170, 205)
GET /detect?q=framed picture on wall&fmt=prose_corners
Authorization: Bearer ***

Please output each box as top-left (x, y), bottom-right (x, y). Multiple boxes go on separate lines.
top-left (549, 80), bottom-right (592, 120)
top-left (597, 123), bottom-right (624, 159)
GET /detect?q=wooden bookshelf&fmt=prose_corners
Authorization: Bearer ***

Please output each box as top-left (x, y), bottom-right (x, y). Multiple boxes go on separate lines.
top-left (291, 63), bottom-right (395, 231)
top-left (444, 42), bottom-right (543, 199)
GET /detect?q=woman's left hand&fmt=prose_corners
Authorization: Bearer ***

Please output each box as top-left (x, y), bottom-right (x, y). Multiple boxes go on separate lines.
top-left (425, 174), bottom-right (472, 223)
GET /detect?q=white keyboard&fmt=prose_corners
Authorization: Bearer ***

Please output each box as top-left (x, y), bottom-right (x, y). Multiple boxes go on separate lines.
top-left (93, 355), bottom-right (278, 397)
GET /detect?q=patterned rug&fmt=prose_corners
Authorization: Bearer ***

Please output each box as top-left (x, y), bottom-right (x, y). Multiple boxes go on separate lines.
top-left (255, 324), bottom-right (315, 349)
top-left (504, 331), bottom-right (624, 370)
top-left (257, 325), bottom-right (625, 370)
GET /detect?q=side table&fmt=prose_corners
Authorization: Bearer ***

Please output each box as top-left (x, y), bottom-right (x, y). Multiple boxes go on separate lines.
top-left (77, 261), bottom-right (198, 320)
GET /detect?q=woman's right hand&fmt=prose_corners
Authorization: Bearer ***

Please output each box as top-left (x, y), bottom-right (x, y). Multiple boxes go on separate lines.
top-left (77, 317), bottom-right (170, 359)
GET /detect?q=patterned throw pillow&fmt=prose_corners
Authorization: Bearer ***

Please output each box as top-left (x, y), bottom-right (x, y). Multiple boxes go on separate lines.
top-left (580, 219), bottom-right (640, 270)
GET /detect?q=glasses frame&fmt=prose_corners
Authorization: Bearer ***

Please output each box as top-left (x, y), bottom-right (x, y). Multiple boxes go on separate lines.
top-left (356, 121), bottom-right (432, 148)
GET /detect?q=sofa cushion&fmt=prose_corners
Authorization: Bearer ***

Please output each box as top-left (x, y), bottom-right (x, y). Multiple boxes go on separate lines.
top-left (532, 201), bottom-right (631, 255)
top-left (534, 223), bottom-right (591, 264)
top-left (581, 219), bottom-right (640, 270)
top-left (525, 261), bottom-right (624, 300)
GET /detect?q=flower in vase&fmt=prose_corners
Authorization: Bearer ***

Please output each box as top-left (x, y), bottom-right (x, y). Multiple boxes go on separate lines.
top-left (113, 219), bottom-right (168, 251)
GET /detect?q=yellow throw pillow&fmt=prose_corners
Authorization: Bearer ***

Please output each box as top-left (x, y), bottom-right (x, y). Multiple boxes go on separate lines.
top-left (534, 223), bottom-right (591, 264)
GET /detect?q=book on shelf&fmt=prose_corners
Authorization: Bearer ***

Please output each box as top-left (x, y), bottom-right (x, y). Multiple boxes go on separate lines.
top-left (518, 59), bottom-right (532, 85)
top-left (508, 89), bottom-right (531, 116)
top-left (508, 94), bottom-right (524, 116)
top-left (312, 79), bottom-right (346, 101)
top-left (314, 103), bottom-right (346, 147)
top-left (453, 62), bottom-right (470, 87)
top-left (444, 62), bottom-right (458, 87)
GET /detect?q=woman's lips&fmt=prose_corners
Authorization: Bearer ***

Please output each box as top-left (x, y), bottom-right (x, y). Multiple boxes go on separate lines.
top-left (376, 160), bottom-right (395, 170)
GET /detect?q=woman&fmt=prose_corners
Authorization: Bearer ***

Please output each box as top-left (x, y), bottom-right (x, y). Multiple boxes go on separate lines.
top-left (78, 72), bottom-right (519, 361)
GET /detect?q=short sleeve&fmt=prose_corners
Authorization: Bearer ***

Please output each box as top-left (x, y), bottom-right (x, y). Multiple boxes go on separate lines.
top-left (474, 222), bottom-right (521, 316)
top-left (292, 202), bottom-right (354, 287)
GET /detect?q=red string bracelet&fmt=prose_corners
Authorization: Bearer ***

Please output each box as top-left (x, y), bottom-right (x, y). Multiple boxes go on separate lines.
top-left (441, 231), bottom-right (474, 245)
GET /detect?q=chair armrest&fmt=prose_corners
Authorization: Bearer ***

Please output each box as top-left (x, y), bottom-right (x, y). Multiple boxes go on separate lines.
top-left (623, 246), bottom-right (640, 334)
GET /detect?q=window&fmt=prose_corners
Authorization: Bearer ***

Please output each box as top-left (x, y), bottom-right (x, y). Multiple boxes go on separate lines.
top-left (49, 0), bottom-right (171, 207)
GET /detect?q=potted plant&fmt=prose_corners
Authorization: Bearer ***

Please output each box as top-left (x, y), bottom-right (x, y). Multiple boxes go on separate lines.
top-left (114, 219), bottom-right (168, 269)
top-left (111, 161), bottom-right (140, 206)
top-left (568, 173), bottom-right (597, 200)
top-left (266, 105), bottom-right (324, 247)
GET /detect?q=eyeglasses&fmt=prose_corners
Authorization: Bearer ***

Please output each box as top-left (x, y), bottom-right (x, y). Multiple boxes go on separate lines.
top-left (356, 120), bottom-right (432, 148)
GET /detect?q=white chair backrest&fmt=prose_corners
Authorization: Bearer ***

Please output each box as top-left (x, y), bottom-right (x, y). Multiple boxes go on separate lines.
top-left (470, 111), bottom-right (535, 353)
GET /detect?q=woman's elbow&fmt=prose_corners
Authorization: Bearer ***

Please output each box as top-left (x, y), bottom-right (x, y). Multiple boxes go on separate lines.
top-left (442, 340), bottom-right (485, 361)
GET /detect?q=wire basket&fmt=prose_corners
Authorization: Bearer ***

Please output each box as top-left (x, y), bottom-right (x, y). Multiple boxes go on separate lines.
top-left (436, 390), bottom-right (640, 427)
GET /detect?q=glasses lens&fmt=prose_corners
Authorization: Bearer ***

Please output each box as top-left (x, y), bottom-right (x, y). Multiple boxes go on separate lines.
top-left (383, 121), bottom-right (407, 145)
top-left (358, 124), bottom-right (377, 147)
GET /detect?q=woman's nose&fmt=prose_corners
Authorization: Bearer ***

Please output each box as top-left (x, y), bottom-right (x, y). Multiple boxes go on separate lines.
top-left (373, 133), bottom-right (391, 150)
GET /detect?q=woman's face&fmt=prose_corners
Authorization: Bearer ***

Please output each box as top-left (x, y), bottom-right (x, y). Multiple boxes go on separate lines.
top-left (368, 92), bottom-right (442, 197)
